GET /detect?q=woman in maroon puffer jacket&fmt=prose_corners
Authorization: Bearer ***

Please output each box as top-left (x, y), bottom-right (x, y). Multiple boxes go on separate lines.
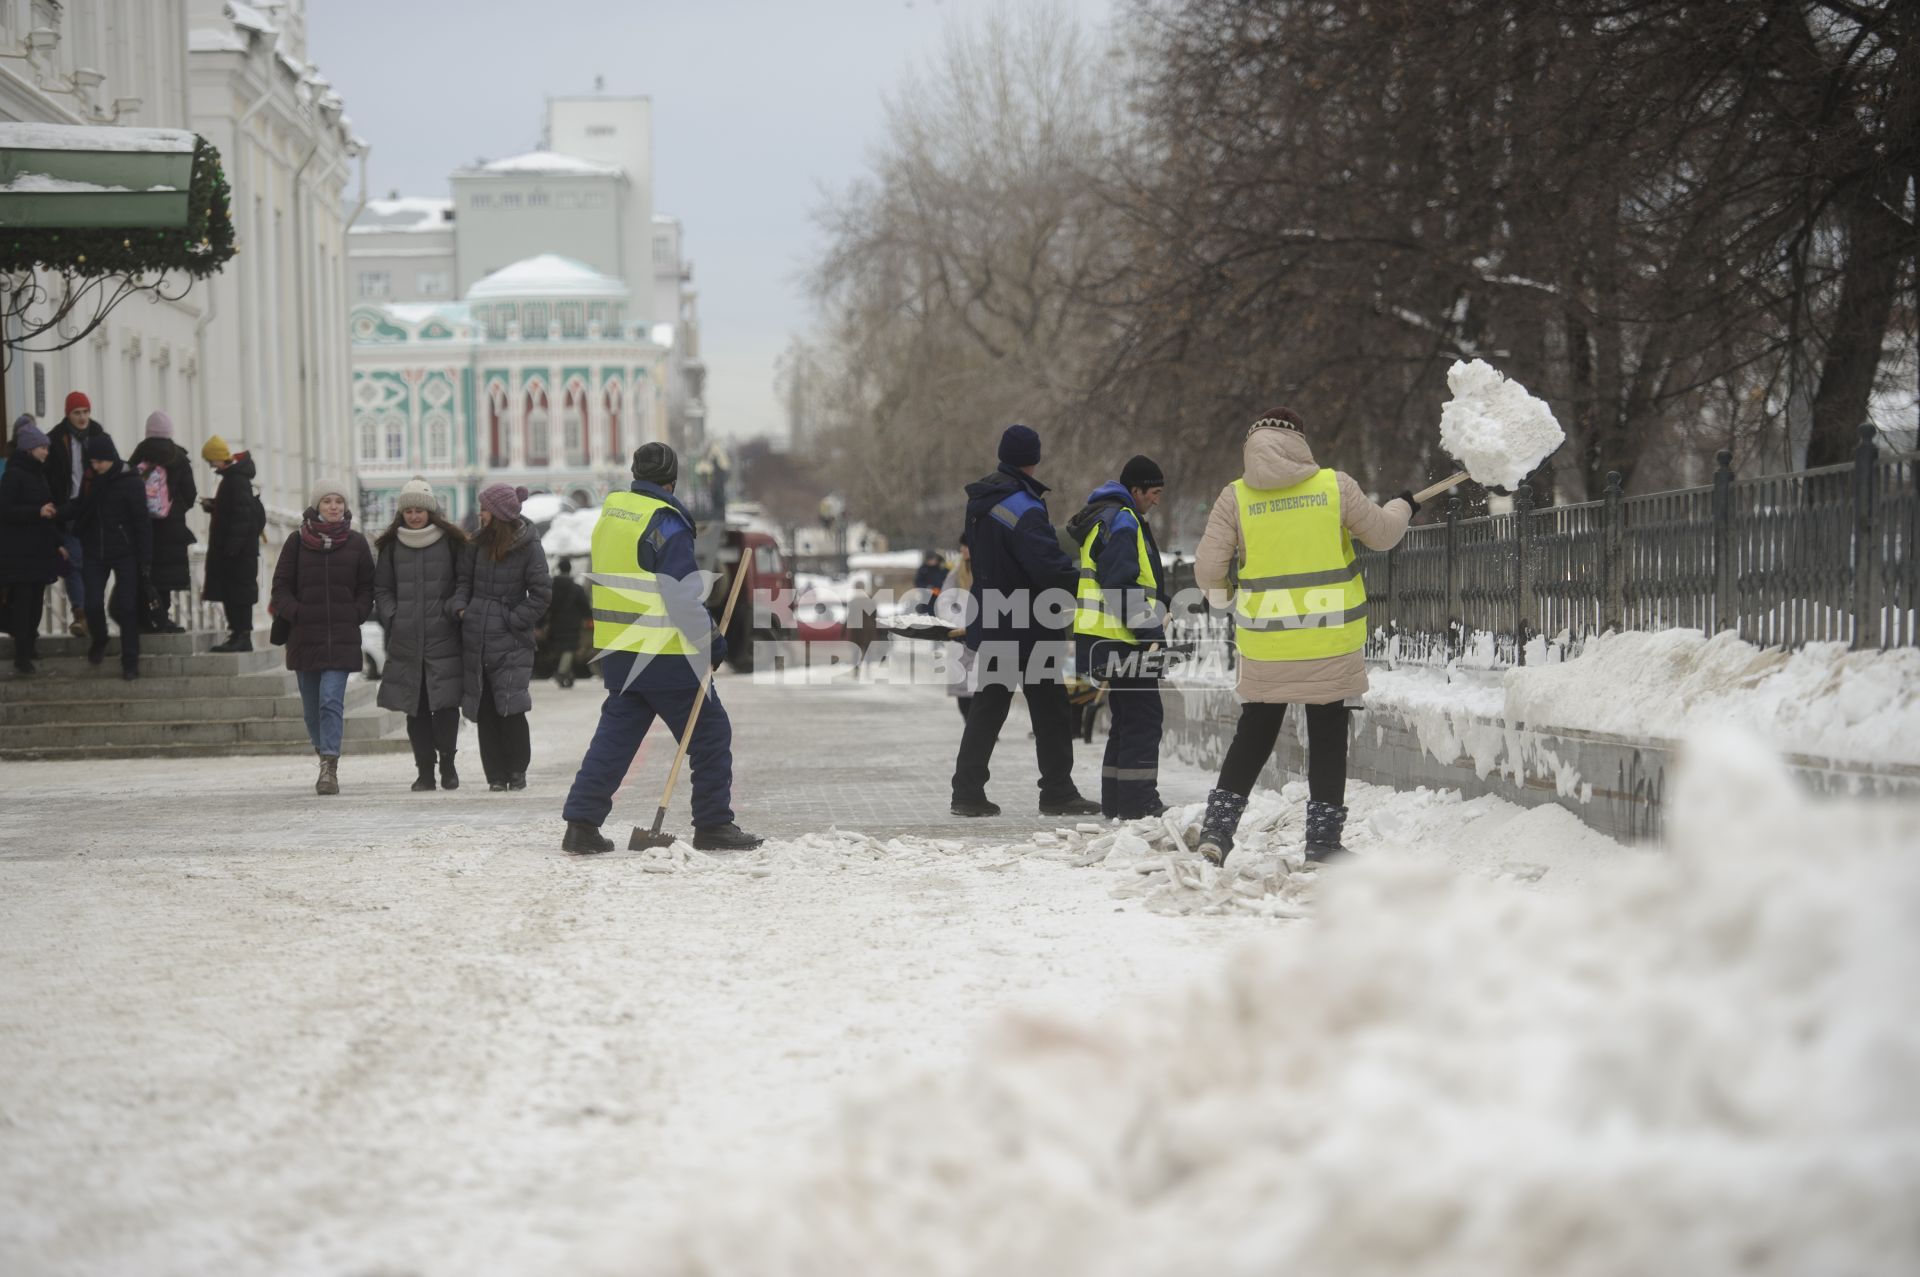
top-left (270, 478), bottom-right (374, 796)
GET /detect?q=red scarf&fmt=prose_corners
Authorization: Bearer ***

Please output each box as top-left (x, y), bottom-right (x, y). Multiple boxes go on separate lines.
top-left (299, 509), bottom-right (353, 552)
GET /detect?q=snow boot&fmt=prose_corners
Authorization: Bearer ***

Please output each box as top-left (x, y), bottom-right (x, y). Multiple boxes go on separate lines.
top-left (411, 769), bottom-right (436, 792)
top-left (1304, 800), bottom-right (1351, 863)
top-left (68, 616), bottom-right (87, 638)
top-left (316, 755), bottom-right (340, 797)
top-left (562, 821), bottom-right (615, 854)
top-left (439, 753), bottom-right (460, 791)
top-left (1038, 793), bottom-right (1101, 817)
top-left (86, 643), bottom-right (106, 665)
top-left (210, 633), bottom-right (252, 653)
top-left (951, 794), bottom-right (1002, 818)
top-left (1195, 788), bottom-right (1248, 866)
top-left (693, 822), bottom-right (765, 852)
top-left (507, 771), bottom-right (527, 791)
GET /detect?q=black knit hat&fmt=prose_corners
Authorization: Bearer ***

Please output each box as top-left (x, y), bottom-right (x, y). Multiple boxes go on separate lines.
top-left (632, 441), bottom-right (679, 487)
top-left (1120, 454), bottom-right (1165, 490)
top-left (997, 424), bottom-right (1042, 467)
top-left (84, 433), bottom-right (120, 463)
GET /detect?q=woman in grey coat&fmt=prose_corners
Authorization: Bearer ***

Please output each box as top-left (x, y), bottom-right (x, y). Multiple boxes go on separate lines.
top-left (374, 477), bottom-right (468, 792)
top-left (452, 483), bottom-right (551, 791)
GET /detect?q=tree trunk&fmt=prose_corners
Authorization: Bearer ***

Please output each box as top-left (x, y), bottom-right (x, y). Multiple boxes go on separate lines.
top-left (1807, 184), bottom-right (1907, 465)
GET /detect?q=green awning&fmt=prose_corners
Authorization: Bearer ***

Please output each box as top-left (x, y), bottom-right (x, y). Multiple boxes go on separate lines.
top-left (0, 123), bottom-right (197, 229)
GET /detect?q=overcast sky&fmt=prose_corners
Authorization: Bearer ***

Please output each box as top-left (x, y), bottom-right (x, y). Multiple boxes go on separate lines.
top-left (306, 0), bottom-right (1115, 446)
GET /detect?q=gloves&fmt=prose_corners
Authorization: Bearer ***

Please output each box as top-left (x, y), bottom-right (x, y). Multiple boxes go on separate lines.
top-left (1397, 489), bottom-right (1422, 517)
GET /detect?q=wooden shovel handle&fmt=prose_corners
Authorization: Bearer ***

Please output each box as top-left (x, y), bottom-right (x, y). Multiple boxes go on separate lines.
top-left (652, 554), bottom-right (754, 818)
top-left (1412, 470), bottom-right (1471, 505)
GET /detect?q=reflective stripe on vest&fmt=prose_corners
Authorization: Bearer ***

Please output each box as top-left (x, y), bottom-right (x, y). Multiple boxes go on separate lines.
top-left (1073, 510), bottom-right (1159, 645)
top-left (1233, 471), bottom-right (1367, 660)
top-left (589, 491), bottom-right (700, 656)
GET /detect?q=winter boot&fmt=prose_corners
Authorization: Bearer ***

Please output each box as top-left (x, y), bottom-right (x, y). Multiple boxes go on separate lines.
top-left (1304, 800), bottom-right (1351, 863)
top-left (411, 769), bottom-right (436, 792)
top-left (693, 822), bottom-right (765, 852)
top-left (506, 771), bottom-right (527, 791)
top-left (950, 794), bottom-right (1002, 818)
top-left (316, 755), bottom-right (340, 797)
top-left (1195, 788), bottom-right (1249, 866)
top-left (210, 633), bottom-right (253, 653)
top-left (1038, 793), bottom-right (1101, 817)
top-left (68, 616), bottom-right (88, 638)
top-left (439, 753), bottom-right (460, 791)
top-left (562, 821), bottom-right (615, 854)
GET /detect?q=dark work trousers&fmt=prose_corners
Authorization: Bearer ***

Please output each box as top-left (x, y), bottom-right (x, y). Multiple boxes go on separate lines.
top-left (1100, 673), bottom-right (1165, 818)
top-left (955, 695), bottom-right (972, 722)
top-left (224, 600), bottom-right (252, 638)
top-left (1217, 702), bottom-right (1351, 805)
top-left (408, 681), bottom-right (460, 775)
top-left (476, 672), bottom-right (531, 784)
top-left (7, 580), bottom-right (47, 666)
top-left (562, 677), bottom-right (735, 829)
top-left (952, 641), bottom-right (1078, 803)
top-left (82, 555), bottom-right (140, 672)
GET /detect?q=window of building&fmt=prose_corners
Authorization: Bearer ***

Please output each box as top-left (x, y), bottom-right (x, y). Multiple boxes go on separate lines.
top-left (358, 413), bottom-right (380, 462)
top-left (417, 270), bottom-right (449, 296)
top-left (563, 383), bottom-right (589, 466)
top-left (425, 411), bottom-right (453, 465)
top-left (357, 271), bottom-right (390, 299)
top-left (500, 192), bottom-right (521, 209)
top-left (653, 236), bottom-right (671, 267)
top-left (524, 303), bottom-right (549, 336)
top-left (555, 192), bottom-right (578, 209)
top-left (558, 303), bottom-right (584, 339)
top-left (385, 413), bottom-right (406, 462)
top-left (582, 192), bottom-right (606, 208)
top-left (527, 191), bottom-right (549, 207)
top-left (587, 125), bottom-right (615, 137)
top-left (469, 193), bottom-right (491, 208)
top-left (488, 383), bottom-right (510, 467)
top-left (525, 383), bottom-right (551, 465)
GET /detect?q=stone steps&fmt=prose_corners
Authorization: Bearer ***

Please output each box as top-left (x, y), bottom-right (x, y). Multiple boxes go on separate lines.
top-left (0, 680), bottom-right (379, 726)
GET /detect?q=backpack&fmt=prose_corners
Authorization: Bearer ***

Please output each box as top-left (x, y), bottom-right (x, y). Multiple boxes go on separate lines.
top-left (140, 463), bottom-right (171, 519)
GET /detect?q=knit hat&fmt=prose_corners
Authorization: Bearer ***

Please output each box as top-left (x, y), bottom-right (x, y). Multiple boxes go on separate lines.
top-left (145, 410), bottom-right (173, 440)
top-left (65, 391), bottom-right (90, 415)
top-left (1120, 454), bottom-right (1165, 490)
top-left (310, 475), bottom-right (351, 507)
top-left (13, 415), bottom-right (48, 452)
top-left (395, 476), bottom-right (439, 514)
top-left (479, 482), bottom-right (529, 522)
top-left (84, 433), bottom-right (120, 463)
top-left (1249, 406), bottom-right (1305, 435)
top-left (997, 424), bottom-right (1041, 468)
top-left (631, 441), bottom-right (679, 487)
top-left (200, 434), bottom-right (232, 464)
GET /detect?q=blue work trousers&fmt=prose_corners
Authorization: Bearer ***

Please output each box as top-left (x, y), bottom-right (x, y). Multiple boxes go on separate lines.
top-left (562, 676), bottom-right (734, 830)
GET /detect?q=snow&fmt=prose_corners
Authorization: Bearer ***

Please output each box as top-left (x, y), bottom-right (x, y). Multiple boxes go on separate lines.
top-left (225, 1), bottom-right (276, 35)
top-left (633, 731), bottom-right (1920, 1275)
top-left (378, 301), bottom-right (471, 328)
top-left (187, 27), bottom-right (248, 53)
top-left (542, 508), bottom-right (600, 560)
top-left (1438, 358), bottom-right (1566, 488)
top-left (474, 150), bottom-right (621, 177)
top-left (0, 174), bottom-right (175, 194)
top-left (847, 549), bottom-right (927, 571)
top-left (0, 123), bottom-right (196, 154)
top-left (352, 196), bottom-right (453, 233)
top-left (467, 254), bottom-right (629, 300)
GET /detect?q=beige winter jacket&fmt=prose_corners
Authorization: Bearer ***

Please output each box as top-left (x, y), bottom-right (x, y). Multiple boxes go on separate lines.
top-left (1194, 427), bottom-right (1413, 703)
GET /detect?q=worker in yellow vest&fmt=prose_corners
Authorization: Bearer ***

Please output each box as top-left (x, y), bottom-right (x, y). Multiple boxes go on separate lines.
top-left (1192, 407), bottom-right (1417, 864)
top-left (1066, 455), bottom-right (1170, 819)
top-left (559, 443), bottom-right (763, 854)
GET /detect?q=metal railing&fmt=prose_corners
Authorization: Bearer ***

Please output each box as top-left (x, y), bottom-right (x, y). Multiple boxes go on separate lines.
top-left (1361, 423), bottom-right (1918, 665)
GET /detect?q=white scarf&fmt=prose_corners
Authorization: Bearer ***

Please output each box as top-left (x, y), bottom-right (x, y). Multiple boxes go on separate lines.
top-left (396, 523), bottom-right (444, 549)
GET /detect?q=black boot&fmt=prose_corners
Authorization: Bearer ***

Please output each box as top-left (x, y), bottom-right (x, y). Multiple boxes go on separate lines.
top-left (210, 633), bottom-right (253, 653)
top-left (1304, 801), bottom-right (1351, 862)
top-left (950, 794), bottom-right (1002, 818)
top-left (1196, 788), bottom-right (1248, 866)
top-left (411, 770), bottom-right (436, 792)
top-left (506, 771), bottom-right (527, 791)
top-left (693, 822), bottom-right (765, 851)
top-left (439, 753), bottom-right (460, 790)
top-left (562, 820), bottom-right (615, 854)
top-left (1038, 793), bottom-right (1101, 817)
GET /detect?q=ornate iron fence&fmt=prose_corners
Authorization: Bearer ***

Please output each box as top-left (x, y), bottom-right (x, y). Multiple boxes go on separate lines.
top-left (1361, 423), bottom-right (1918, 665)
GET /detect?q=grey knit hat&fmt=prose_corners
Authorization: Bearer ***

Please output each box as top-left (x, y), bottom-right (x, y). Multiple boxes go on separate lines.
top-left (395, 476), bottom-right (438, 514)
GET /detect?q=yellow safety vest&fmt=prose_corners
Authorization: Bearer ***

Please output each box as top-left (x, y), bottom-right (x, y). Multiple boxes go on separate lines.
top-left (1073, 509), bottom-right (1160, 645)
top-left (1233, 470), bottom-right (1367, 660)
top-left (589, 491), bottom-right (701, 656)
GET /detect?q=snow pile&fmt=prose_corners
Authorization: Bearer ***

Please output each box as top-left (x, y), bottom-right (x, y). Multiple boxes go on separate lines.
top-left (1438, 358), bottom-right (1564, 488)
top-left (1506, 628), bottom-right (1920, 765)
top-left (628, 734), bottom-right (1920, 1275)
top-left (542, 508), bottom-right (600, 560)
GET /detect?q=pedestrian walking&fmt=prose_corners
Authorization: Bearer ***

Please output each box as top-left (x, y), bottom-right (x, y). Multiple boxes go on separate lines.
top-left (542, 557), bottom-right (588, 688)
top-left (373, 477), bottom-right (467, 792)
top-left (271, 478), bottom-right (375, 796)
top-left (126, 411), bottom-right (196, 633)
top-left (950, 424), bottom-right (1100, 818)
top-left (912, 549), bottom-right (947, 614)
top-left (71, 433), bottom-right (152, 680)
top-left (935, 533), bottom-right (975, 721)
top-left (1192, 407), bottom-right (1417, 864)
top-left (200, 436), bottom-right (265, 651)
top-left (1067, 454), bottom-right (1171, 819)
top-left (45, 391), bottom-right (104, 635)
top-left (452, 483), bottom-right (550, 792)
top-left (1, 416), bottom-right (61, 675)
top-left (560, 442), bottom-right (763, 853)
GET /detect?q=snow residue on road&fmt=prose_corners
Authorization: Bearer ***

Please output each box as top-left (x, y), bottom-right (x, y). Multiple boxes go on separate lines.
top-left (632, 733), bottom-right (1920, 1275)
top-left (1438, 358), bottom-right (1565, 488)
top-left (1506, 628), bottom-right (1920, 764)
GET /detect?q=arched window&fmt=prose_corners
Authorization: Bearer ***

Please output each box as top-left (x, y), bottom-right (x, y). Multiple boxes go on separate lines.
top-left (384, 413), bottom-right (406, 463)
top-left (525, 381), bottom-right (551, 466)
top-left (568, 486), bottom-right (595, 507)
top-left (563, 381), bottom-right (590, 467)
top-left (487, 382), bottom-right (510, 468)
top-left (603, 378), bottom-right (623, 459)
top-left (357, 413), bottom-right (379, 463)
top-left (425, 411), bottom-right (453, 466)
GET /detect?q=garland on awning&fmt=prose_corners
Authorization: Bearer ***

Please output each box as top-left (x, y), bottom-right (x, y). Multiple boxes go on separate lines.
top-left (0, 135), bottom-right (236, 278)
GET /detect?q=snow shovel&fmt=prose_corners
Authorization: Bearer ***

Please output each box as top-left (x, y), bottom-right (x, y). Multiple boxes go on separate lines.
top-left (627, 554), bottom-right (754, 851)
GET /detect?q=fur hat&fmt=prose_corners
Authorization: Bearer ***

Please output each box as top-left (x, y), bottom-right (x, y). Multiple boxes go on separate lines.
top-left (395, 476), bottom-right (439, 514)
top-left (201, 434), bottom-right (232, 464)
top-left (13, 415), bottom-right (49, 452)
top-left (144, 410), bottom-right (174, 440)
top-left (479, 482), bottom-right (529, 522)
top-left (997, 424), bottom-right (1042, 468)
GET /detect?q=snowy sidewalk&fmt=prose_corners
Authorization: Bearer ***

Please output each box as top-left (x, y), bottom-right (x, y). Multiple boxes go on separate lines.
top-left (0, 670), bottom-right (1624, 1275)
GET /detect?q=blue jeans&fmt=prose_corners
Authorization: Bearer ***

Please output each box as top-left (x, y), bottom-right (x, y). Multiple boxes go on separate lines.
top-left (562, 677), bottom-right (734, 829)
top-left (60, 533), bottom-right (84, 611)
top-left (296, 669), bottom-right (350, 756)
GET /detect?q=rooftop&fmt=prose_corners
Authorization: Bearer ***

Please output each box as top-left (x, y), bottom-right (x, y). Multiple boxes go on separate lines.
top-left (352, 196), bottom-right (454, 234)
top-left (467, 254), bottom-right (630, 301)
top-left (462, 150), bottom-right (623, 179)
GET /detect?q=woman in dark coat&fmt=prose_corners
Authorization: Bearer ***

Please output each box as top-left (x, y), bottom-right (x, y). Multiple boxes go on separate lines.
top-left (72, 433), bottom-right (153, 679)
top-left (1, 416), bottom-right (63, 674)
top-left (199, 436), bottom-right (264, 651)
top-left (452, 483), bottom-right (551, 791)
top-left (127, 411), bottom-right (197, 633)
top-left (271, 478), bottom-right (375, 796)
top-left (374, 477), bottom-right (467, 792)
